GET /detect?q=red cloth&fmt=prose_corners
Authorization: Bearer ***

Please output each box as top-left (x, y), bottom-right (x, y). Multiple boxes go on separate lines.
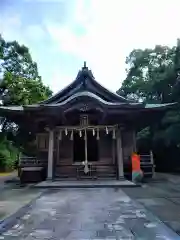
top-left (132, 153), bottom-right (141, 171)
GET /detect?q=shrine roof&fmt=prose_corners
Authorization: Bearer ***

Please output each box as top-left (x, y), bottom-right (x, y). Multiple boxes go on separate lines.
top-left (145, 103), bottom-right (177, 108)
top-left (40, 62), bottom-right (131, 105)
top-left (27, 91), bottom-right (143, 108)
top-left (0, 96), bottom-right (176, 113)
top-left (0, 63), bottom-right (177, 115)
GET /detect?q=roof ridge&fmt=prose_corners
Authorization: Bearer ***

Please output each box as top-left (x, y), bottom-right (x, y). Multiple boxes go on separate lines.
top-left (40, 62), bottom-right (130, 104)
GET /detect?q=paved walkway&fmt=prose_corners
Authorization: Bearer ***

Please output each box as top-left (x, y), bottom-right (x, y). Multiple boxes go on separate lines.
top-left (0, 172), bottom-right (18, 187)
top-left (0, 185), bottom-right (42, 224)
top-left (0, 172), bottom-right (43, 226)
top-left (123, 173), bottom-right (180, 235)
top-left (155, 172), bottom-right (180, 184)
top-left (1, 188), bottom-right (179, 239)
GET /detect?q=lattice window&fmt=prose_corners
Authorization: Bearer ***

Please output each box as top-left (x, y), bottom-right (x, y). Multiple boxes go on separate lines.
top-left (80, 114), bottom-right (89, 126)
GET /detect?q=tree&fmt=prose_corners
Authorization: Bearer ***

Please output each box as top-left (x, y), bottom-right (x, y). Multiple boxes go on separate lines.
top-left (117, 41), bottom-right (180, 171)
top-left (118, 45), bottom-right (176, 103)
top-left (0, 34), bottom-right (52, 105)
top-left (1, 71), bottom-right (52, 105)
top-left (0, 35), bottom-right (53, 169)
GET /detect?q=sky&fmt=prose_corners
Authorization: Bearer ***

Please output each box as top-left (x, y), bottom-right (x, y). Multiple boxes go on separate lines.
top-left (0, 0), bottom-right (180, 94)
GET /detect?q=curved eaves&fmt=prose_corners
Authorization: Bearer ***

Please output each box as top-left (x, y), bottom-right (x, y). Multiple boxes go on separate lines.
top-left (0, 106), bottom-right (24, 118)
top-left (37, 91), bottom-right (143, 109)
top-left (0, 106), bottom-right (23, 111)
top-left (40, 69), bottom-right (87, 104)
top-left (40, 79), bottom-right (78, 104)
top-left (91, 78), bottom-right (129, 103)
top-left (145, 103), bottom-right (177, 108)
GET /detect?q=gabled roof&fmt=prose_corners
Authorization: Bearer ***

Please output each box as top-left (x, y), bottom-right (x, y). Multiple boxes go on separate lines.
top-left (0, 62), bottom-right (177, 117)
top-left (40, 62), bottom-right (131, 105)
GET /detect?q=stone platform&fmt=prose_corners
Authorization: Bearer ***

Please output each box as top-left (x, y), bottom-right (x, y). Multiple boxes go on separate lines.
top-left (33, 179), bottom-right (138, 188)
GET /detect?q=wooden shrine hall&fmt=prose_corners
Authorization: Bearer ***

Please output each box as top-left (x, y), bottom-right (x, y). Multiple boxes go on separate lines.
top-left (0, 62), bottom-right (176, 182)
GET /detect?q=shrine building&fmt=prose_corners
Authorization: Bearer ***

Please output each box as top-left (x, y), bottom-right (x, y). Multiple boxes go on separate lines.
top-left (0, 63), bottom-right (176, 182)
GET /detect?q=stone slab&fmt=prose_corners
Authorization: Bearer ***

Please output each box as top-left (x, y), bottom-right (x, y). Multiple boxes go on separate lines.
top-left (0, 187), bottom-right (43, 234)
top-left (34, 179), bottom-right (138, 188)
top-left (0, 188), bottom-right (179, 239)
top-left (123, 177), bottom-right (180, 235)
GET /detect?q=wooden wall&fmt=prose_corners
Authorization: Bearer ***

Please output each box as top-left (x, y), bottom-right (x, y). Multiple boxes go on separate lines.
top-left (98, 132), bottom-right (113, 164)
top-left (36, 133), bottom-right (49, 163)
top-left (55, 131), bottom-right (116, 178)
top-left (121, 129), bottom-right (136, 179)
top-left (121, 130), bottom-right (135, 162)
top-left (35, 129), bottom-right (136, 179)
top-left (57, 134), bottom-right (73, 164)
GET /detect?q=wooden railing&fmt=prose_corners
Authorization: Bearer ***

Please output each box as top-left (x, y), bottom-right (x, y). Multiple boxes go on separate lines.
top-left (55, 163), bottom-right (117, 179)
top-left (140, 152), bottom-right (155, 178)
top-left (19, 157), bottom-right (47, 167)
top-left (19, 153), bottom-right (155, 180)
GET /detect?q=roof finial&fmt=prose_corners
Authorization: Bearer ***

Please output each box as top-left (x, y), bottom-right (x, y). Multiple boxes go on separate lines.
top-left (83, 61), bottom-right (87, 69)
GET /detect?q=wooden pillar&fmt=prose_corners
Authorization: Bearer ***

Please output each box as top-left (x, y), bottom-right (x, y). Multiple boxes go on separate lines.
top-left (116, 129), bottom-right (124, 179)
top-left (133, 130), bottom-right (137, 152)
top-left (150, 150), bottom-right (155, 178)
top-left (47, 130), bottom-right (54, 180)
top-left (112, 139), bottom-right (115, 164)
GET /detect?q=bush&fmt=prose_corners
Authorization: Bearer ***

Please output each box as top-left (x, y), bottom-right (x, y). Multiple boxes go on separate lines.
top-left (0, 135), bottom-right (19, 171)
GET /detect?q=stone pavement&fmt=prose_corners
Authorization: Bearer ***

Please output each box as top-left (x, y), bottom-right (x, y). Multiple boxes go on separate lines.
top-left (156, 173), bottom-right (180, 184)
top-left (0, 181), bottom-right (43, 225)
top-left (0, 171), bottom-right (43, 224)
top-left (123, 175), bottom-right (180, 236)
top-left (0, 188), bottom-right (179, 239)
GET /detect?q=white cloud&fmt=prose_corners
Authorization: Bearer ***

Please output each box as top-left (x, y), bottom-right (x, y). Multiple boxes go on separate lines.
top-left (46, 0), bottom-right (180, 92)
top-left (0, 14), bottom-right (22, 42)
top-left (24, 0), bottom-right (64, 2)
top-left (2, 0), bottom-right (180, 93)
top-left (25, 25), bottom-right (45, 41)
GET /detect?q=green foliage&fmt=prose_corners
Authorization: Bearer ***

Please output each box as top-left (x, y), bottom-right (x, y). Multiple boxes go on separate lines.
top-left (0, 133), bottom-right (19, 170)
top-left (1, 71), bottom-right (52, 105)
top-left (0, 34), bottom-right (52, 106)
top-left (118, 45), bottom-right (176, 103)
top-left (0, 35), bottom-right (53, 169)
top-left (117, 40), bottom-right (180, 156)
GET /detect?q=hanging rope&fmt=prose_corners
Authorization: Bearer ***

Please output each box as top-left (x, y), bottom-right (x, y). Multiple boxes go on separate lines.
top-left (84, 130), bottom-right (87, 140)
top-left (79, 130), bottom-right (82, 137)
top-left (70, 130), bottom-right (74, 140)
top-left (65, 128), bottom-right (68, 135)
top-left (57, 125), bottom-right (118, 140)
top-left (106, 126), bottom-right (109, 134)
top-left (112, 128), bottom-right (116, 139)
top-left (96, 128), bottom-right (100, 140)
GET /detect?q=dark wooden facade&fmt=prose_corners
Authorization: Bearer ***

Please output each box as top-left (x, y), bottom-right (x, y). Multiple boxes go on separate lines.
top-left (0, 62), bottom-right (176, 182)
